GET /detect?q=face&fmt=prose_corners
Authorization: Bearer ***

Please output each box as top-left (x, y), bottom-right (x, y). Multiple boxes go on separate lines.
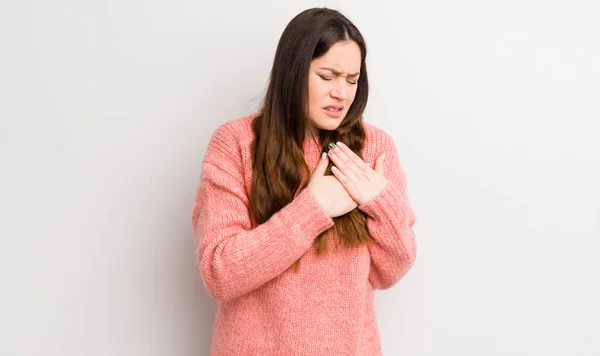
top-left (307, 40), bottom-right (362, 135)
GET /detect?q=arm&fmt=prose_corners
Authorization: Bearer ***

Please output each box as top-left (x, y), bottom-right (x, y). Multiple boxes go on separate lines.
top-left (358, 135), bottom-right (417, 290)
top-left (191, 124), bottom-right (334, 302)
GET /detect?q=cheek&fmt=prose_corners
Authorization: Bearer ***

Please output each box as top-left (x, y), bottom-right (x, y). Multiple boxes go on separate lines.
top-left (349, 87), bottom-right (358, 103)
top-left (309, 81), bottom-right (329, 107)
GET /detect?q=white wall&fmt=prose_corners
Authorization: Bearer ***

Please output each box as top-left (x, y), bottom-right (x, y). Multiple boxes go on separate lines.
top-left (1, 1), bottom-right (598, 355)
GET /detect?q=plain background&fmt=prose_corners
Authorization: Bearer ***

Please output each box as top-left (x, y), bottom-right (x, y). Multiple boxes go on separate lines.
top-left (1, 1), bottom-right (599, 355)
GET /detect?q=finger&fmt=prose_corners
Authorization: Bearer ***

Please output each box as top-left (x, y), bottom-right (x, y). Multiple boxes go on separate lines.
top-left (313, 151), bottom-right (329, 176)
top-left (328, 145), bottom-right (361, 182)
top-left (328, 143), bottom-right (364, 179)
top-left (331, 165), bottom-right (356, 195)
top-left (334, 142), bottom-right (370, 171)
top-left (374, 153), bottom-right (385, 174)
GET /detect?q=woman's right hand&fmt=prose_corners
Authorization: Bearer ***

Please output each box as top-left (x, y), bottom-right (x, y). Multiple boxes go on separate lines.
top-left (308, 153), bottom-right (357, 218)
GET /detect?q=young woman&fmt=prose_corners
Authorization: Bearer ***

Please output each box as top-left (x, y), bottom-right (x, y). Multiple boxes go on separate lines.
top-left (191, 7), bottom-right (417, 355)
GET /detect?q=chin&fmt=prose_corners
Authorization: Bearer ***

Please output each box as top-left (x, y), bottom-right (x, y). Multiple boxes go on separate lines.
top-left (319, 117), bottom-right (344, 130)
top-left (315, 123), bottom-right (339, 132)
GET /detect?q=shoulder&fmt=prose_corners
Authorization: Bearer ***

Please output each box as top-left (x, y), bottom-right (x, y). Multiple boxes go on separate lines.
top-left (361, 121), bottom-right (410, 187)
top-left (361, 121), bottom-right (398, 161)
top-left (363, 121), bottom-right (394, 143)
top-left (204, 113), bottom-right (259, 165)
top-left (217, 113), bottom-right (259, 140)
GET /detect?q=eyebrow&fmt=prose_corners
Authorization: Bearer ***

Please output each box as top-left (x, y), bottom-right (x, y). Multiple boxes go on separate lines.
top-left (319, 67), bottom-right (360, 77)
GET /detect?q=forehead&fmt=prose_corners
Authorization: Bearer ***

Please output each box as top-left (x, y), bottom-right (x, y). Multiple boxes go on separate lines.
top-left (311, 41), bottom-right (361, 72)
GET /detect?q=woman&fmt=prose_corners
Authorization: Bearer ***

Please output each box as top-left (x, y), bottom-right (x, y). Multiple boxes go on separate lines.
top-left (191, 7), bottom-right (417, 355)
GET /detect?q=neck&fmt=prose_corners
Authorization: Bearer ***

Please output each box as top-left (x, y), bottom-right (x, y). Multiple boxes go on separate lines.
top-left (306, 125), bottom-right (320, 137)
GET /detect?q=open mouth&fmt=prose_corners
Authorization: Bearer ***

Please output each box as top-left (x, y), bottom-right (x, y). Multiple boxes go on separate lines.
top-left (323, 106), bottom-right (344, 117)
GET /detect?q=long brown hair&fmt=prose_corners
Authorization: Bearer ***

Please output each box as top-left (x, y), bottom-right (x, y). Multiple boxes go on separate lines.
top-left (250, 8), bottom-right (373, 272)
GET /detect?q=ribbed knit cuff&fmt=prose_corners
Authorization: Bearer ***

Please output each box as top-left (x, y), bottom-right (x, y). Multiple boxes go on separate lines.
top-left (277, 187), bottom-right (335, 248)
top-left (357, 181), bottom-right (407, 220)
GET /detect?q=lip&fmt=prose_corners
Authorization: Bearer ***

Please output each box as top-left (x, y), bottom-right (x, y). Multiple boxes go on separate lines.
top-left (323, 105), bottom-right (344, 118)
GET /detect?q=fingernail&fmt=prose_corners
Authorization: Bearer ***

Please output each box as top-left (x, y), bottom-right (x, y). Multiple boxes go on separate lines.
top-left (336, 141), bottom-right (343, 147)
top-left (382, 154), bottom-right (386, 160)
top-left (329, 149), bottom-right (335, 156)
top-left (321, 152), bottom-right (327, 159)
top-left (328, 143), bottom-right (336, 150)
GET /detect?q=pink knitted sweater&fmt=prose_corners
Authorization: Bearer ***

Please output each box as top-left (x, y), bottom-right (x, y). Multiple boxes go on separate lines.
top-left (191, 113), bottom-right (417, 355)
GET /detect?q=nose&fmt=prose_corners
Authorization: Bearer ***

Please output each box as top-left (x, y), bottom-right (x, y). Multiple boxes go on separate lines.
top-left (330, 79), bottom-right (348, 101)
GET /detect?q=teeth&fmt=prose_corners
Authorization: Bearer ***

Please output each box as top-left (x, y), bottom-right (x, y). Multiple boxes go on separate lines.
top-left (326, 107), bottom-right (340, 111)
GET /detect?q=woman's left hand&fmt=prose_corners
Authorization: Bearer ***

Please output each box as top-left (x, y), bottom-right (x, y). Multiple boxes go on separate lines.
top-left (327, 141), bottom-right (388, 206)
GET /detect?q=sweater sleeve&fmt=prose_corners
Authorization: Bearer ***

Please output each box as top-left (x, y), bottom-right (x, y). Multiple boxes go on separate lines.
top-left (358, 133), bottom-right (417, 290)
top-left (191, 123), bottom-right (335, 302)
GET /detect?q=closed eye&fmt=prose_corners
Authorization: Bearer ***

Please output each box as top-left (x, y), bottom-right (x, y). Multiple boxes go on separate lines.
top-left (319, 75), bottom-right (358, 85)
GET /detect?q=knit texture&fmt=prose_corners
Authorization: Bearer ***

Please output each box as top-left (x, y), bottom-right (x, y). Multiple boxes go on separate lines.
top-left (191, 113), bottom-right (417, 355)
